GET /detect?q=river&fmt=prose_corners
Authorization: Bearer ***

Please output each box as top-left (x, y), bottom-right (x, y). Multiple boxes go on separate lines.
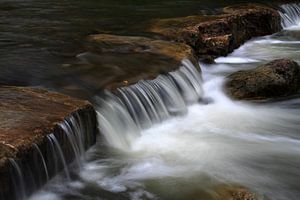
top-left (1, 1), bottom-right (300, 200)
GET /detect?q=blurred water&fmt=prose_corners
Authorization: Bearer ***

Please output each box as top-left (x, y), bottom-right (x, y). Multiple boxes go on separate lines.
top-left (1, 1), bottom-right (298, 200)
top-left (28, 4), bottom-right (300, 199)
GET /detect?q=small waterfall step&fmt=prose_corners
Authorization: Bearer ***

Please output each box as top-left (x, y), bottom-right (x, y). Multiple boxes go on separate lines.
top-left (95, 59), bottom-right (203, 150)
top-left (279, 3), bottom-right (300, 28)
top-left (0, 86), bottom-right (98, 200)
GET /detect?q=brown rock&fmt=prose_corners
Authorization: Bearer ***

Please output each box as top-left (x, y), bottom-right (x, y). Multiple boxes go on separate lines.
top-left (149, 4), bottom-right (281, 61)
top-left (87, 34), bottom-right (197, 63)
top-left (215, 185), bottom-right (261, 200)
top-left (65, 34), bottom-right (199, 93)
top-left (0, 86), bottom-right (98, 200)
top-left (225, 59), bottom-right (300, 100)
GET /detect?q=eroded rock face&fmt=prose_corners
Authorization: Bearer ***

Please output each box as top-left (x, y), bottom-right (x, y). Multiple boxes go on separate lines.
top-left (225, 59), bottom-right (300, 100)
top-left (0, 86), bottom-right (98, 200)
top-left (64, 34), bottom-right (199, 93)
top-left (149, 4), bottom-right (281, 62)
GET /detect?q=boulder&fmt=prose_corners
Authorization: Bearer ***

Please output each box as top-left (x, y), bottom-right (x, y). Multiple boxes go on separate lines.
top-left (149, 4), bottom-right (281, 62)
top-left (62, 34), bottom-right (199, 94)
top-left (0, 86), bottom-right (98, 200)
top-left (225, 59), bottom-right (300, 100)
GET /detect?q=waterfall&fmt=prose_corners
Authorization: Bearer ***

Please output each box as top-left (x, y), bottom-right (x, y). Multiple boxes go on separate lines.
top-left (33, 144), bottom-right (49, 182)
top-left (95, 59), bottom-right (203, 150)
top-left (279, 3), bottom-right (300, 28)
top-left (9, 159), bottom-right (26, 200)
top-left (59, 114), bottom-right (87, 169)
top-left (47, 134), bottom-right (71, 180)
top-left (5, 112), bottom-right (95, 200)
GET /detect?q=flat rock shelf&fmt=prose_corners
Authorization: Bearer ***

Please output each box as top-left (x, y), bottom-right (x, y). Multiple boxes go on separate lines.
top-left (0, 86), bottom-right (98, 200)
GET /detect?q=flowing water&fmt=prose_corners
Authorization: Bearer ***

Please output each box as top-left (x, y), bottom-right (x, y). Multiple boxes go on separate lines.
top-left (9, 159), bottom-right (26, 200)
top-left (23, 3), bottom-right (300, 200)
top-left (0, 1), bottom-right (299, 200)
top-left (96, 59), bottom-right (203, 150)
top-left (5, 112), bottom-right (95, 200)
top-left (0, 0), bottom-right (290, 99)
top-left (33, 144), bottom-right (49, 182)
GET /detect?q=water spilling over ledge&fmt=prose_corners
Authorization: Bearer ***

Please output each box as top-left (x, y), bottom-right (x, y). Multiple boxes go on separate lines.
top-left (279, 3), bottom-right (300, 29)
top-left (1, 2), bottom-right (300, 200)
top-left (95, 59), bottom-right (203, 150)
top-left (0, 87), bottom-right (98, 200)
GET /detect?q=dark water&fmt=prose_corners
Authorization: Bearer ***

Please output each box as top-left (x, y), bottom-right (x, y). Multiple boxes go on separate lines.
top-left (0, 0), bottom-right (285, 98)
top-left (2, 1), bottom-right (300, 200)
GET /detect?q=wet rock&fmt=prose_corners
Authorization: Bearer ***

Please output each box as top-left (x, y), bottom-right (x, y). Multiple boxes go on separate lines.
top-left (214, 185), bottom-right (261, 200)
top-left (62, 34), bottom-right (199, 94)
top-left (87, 34), bottom-right (198, 64)
top-left (0, 86), bottom-right (98, 200)
top-left (225, 59), bottom-right (300, 100)
top-left (149, 4), bottom-right (281, 61)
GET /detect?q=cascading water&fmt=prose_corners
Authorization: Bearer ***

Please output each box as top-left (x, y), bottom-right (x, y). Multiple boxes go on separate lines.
top-left (7, 113), bottom-right (95, 200)
top-left (59, 114), bottom-right (88, 169)
top-left (95, 59), bottom-right (203, 150)
top-left (33, 144), bottom-right (49, 182)
top-left (9, 159), bottom-right (26, 200)
top-left (214, 3), bottom-right (300, 65)
top-left (28, 3), bottom-right (300, 200)
top-left (279, 3), bottom-right (300, 28)
top-left (47, 134), bottom-right (71, 180)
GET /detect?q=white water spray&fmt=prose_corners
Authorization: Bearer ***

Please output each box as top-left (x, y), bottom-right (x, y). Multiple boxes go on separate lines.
top-left (95, 59), bottom-right (203, 150)
top-left (27, 3), bottom-right (300, 200)
top-left (279, 3), bottom-right (300, 29)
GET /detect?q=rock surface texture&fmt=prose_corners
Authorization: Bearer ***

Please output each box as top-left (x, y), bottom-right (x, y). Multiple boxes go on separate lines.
top-left (215, 185), bottom-right (261, 200)
top-left (64, 34), bottom-right (200, 94)
top-left (149, 4), bottom-right (282, 62)
top-left (0, 86), bottom-right (98, 200)
top-left (225, 59), bottom-right (300, 100)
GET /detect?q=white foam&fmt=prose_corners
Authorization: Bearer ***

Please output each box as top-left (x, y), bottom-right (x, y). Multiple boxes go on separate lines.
top-left (253, 39), bottom-right (300, 44)
top-left (29, 192), bottom-right (61, 200)
top-left (28, 6), bottom-right (300, 199)
top-left (279, 3), bottom-right (300, 29)
top-left (215, 56), bottom-right (259, 64)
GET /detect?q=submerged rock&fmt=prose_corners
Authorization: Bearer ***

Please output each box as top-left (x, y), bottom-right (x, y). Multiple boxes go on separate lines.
top-left (0, 86), bottom-right (98, 200)
top-left (214, 185), bottom-right (261, 200)
top-left (87, 34), bottom-right (198, 65)
top-left (149, 4), bottom-right (281, 62)
top-left (63, 34), bottom-right (199, 94)
top-left (225, 59), bottom-right (300, 100)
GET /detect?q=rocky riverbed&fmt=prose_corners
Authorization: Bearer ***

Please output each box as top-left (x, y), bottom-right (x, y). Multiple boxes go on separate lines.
top-left (1, 2), bottom-right (300, 200)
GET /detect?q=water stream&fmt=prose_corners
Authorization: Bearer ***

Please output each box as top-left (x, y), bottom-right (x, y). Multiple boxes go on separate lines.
top-left (6, 112), bottom-right (95, 200)
top-left (24, 3), bottom-right (300, 200)
top-left (0, 1), bottom-right (298, 200)
top-left (0, 0), bottom-right (291, 99)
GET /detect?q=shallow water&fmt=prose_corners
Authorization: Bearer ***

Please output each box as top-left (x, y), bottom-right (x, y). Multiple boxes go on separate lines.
top-left (0, 0), bottom-right (290, 98)
top-left (26, 3), bottom-right (300, 200)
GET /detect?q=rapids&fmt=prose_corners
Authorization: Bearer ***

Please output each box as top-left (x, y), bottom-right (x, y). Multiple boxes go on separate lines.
top-left (26, 3), bottom-right (300, 200)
